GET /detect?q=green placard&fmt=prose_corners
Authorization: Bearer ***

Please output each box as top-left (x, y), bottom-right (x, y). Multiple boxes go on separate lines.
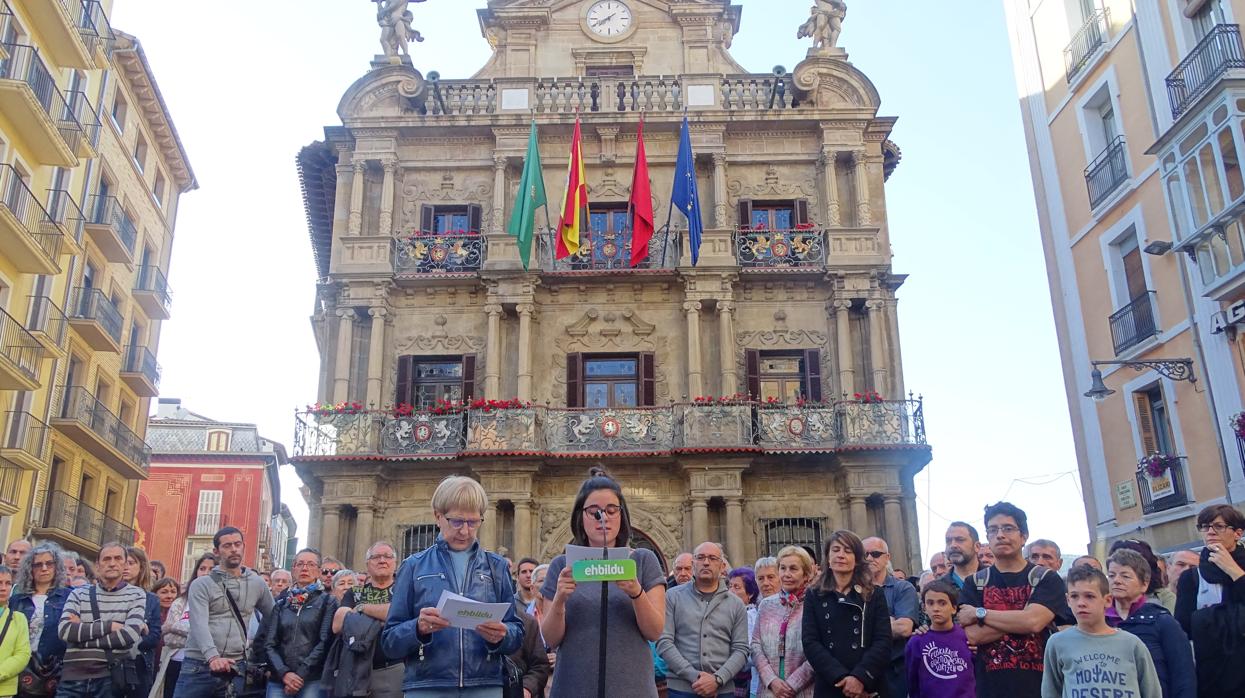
top-left (572, 558), bottom-right (637, 582)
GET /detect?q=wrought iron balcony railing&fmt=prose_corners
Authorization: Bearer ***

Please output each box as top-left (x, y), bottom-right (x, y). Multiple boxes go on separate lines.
top-left (76, 0), bottom-right (115, 59)
top-left (423, 73), bottom-right (801, 116)
top-left (42, 490), bottom-right (103, 545)
top-left (55, 385), bottom-right (150, 472)
top-left (394, 232), bottom-right (484, 275)
top-left (133, 265), bottom-right (172, 314)
top-left (0, 464), bottom-right (19, 511)
top-left (65, 89), bottom-right (99, 150)
top-left (0, 306), bottom-right (43, 385)
top-left (46, 188), bottom-right (85, 246)
top-left (0, 164), bottom-right (65, 264)
top-left (293, 398), bottom-right (928, 459)
top-left (735, 227), bottom-right (827, 269)
top-left (0, 43), bottom-right (83, 151)
top-left (101, 514), bottom-right (134, 546)
top-left (1167, 24), bottom-right (1245, 119)
top-left (26, 295), bottom-right (67, 350)
top-left (85, 195), bottom-right (138, 256)
top-left (539, 227), bottom-right (677, 272)
top-left (1065, 9), bottom-right (1109, 82)
top-left (1085, 135), bottom-right (1128, 208)
top-left (1136, 456), bottom-right (1189, 514)
top-left (2, 410), bottom-right (49, 466)
top-left (1109, 291), bottom-right (1159, 355)
top-left (68, 287), bottom-right (122, 344)
top-left (122, 345), bottom-right (161, 389)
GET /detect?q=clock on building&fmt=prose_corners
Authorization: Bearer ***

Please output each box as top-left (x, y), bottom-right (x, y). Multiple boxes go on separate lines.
top-left (584, 1), bottom-right (635, 42)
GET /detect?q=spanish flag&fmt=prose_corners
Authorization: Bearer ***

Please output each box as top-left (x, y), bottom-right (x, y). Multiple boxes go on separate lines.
top-left (556, 116), bottom-right (589, 259)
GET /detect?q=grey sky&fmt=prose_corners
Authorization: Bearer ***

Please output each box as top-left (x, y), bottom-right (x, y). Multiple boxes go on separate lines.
top-left (111, 0), bottom-right (1088, 559)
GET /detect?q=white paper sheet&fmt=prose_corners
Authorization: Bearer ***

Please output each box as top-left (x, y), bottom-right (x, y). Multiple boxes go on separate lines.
top-left (433, 589), bottom-right (511, 629)
top-left (564, 544), bottom-right (633, 566)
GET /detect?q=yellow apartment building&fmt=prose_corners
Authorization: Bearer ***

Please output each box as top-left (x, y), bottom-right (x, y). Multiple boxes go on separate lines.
top-left (1005, 0), bottom-right (1245, 552)
top-left (0, 0), bottom-right (195, 556)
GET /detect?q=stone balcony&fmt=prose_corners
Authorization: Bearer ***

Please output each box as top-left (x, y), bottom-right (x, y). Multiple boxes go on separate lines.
top-left (292, 398), bottom-right (927, 461)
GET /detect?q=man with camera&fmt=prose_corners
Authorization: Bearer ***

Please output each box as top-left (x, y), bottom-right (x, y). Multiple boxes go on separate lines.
top-left (57, 541), bottom-right (149, 697)
top-left (174, 526), bottom-right (274, 698)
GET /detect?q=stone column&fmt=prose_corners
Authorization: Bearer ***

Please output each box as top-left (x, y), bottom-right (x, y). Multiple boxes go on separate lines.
top-left (321, 505), bottom-right (342, 559)
top-left (484, 304), bottom-right (503, 399)
top-left (849, 496), bottom-right (868, 536)
top-left (887, 299), bottom-right (906, 399)
top-left (355, 505), bottom-right (375, 568)
top-left (690, 499), bottom-right (709, 547)
top-left (712, 152), bottom-right (729, 229)
top-left (820, 150), bottom-right (841, 227)
top-left (717, 302), bottom-right (736, 395)
top-left (332, 158), bottom-right (352, 239)
top-left (333, 309), bottom-right (355, 403)
top-left (517, 304), bottom-right (534, 401)
top-left (684, 301), bottom-right (704, 399)
top-left (513, 499), bottom-right (533, 560)
top-left (308, 501), bottom-right (322, 550)
top-left (379, 158), bottom-right (398, 235)
top-left (348, 159), bottom-right (366, 235)
top-left (480, 503), bottom-right (498, 552)
top-left (851, 149), bottom-right (872, 226)
top-left (834, 300), bottom-right (855, 396)
top-left (866, 300), bottom-right (888, 396)
top-left (883, 497), bottom-right (907, 570)
top-left (725, 498), bottom-right (744, 567)
top-left (492, 155), bottom-right (507, 235)
top-left (366, 308), bottom-right (387, 406)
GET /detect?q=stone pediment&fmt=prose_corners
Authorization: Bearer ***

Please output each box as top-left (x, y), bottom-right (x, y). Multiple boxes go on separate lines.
top-left (338, 65), bottom-right (427, 121)
top-left (791, 54), bottom-right (882, 113)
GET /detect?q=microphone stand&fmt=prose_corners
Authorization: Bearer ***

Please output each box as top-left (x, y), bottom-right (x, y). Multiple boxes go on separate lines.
top-left (593, 510), bottom-right (608, 698)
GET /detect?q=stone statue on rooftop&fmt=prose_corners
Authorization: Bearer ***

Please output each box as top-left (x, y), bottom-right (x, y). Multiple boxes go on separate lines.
top-left (798, 0), bottom-right (846, 51)
top-left (374, 0), bottom-right (425, 60)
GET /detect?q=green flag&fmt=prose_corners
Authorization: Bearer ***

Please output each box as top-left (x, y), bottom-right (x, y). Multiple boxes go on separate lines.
top-left (507, 121), bottom-right (547, 270)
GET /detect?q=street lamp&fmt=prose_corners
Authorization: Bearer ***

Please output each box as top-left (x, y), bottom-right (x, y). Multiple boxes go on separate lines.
top-left (1083, 358), bottom-right (1197, 403)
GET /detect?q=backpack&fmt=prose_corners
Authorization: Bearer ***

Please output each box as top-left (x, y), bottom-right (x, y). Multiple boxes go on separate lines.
top-left (971, 565), bottom-right (1058, 634)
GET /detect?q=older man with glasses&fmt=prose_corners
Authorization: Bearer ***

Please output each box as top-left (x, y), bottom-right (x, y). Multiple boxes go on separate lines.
top-left (331, 541), bottom-right (402, 697)
top-left (656, 542), bottom-right (750, 698)
top-left (862, 537), bottom-right (919, 698)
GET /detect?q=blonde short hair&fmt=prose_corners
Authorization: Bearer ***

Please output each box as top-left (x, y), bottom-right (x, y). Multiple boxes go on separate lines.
top-left (776, 545), bottom-right (816, 579)
top-left (432, 475), bottom-right (488, 516)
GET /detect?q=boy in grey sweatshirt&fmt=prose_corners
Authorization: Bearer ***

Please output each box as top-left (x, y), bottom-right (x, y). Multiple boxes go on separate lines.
top-left (1042, 566), bottom-right (1161, 698)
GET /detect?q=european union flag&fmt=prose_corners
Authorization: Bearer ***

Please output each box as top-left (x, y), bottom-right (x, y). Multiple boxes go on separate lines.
top-left (671, 115), bottom-right (703, 266)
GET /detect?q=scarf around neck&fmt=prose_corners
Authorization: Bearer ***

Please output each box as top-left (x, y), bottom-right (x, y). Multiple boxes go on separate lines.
top-left (1199, 543), bottom-right (1245, 586)
top-left (288, 581), bottom-right (322, 611)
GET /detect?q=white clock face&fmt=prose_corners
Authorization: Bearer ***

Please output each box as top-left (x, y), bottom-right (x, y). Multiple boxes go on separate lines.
top-left (587, 1), bottom-right (633, 38)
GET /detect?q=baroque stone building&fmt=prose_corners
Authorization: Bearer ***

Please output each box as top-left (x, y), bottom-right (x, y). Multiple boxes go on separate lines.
top-left (294, 0), bottom-right (931, 574)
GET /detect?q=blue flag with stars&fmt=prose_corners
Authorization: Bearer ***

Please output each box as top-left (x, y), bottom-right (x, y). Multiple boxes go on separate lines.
top-left (671, 115), bottom-right (704, 266)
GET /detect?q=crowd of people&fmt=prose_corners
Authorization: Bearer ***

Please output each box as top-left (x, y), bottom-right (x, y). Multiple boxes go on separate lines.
top-left (0, 469), bottom-right (1238, 698)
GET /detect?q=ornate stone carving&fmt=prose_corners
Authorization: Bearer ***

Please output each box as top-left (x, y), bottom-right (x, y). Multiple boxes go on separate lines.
top-left (735, 329), bottom-right (832, 389)
top-left (374, 0), bottom-right (424, 60)
top-left (798, 0), bottom-right (846, 51)
top-left (400, 173), bottom-right (493, 233)
top-left (551, 309), bottom-right (669, 405)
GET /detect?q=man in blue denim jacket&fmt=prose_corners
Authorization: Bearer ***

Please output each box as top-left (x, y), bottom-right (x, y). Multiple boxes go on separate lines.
top-left (381, 476), bottom-right (523, 697)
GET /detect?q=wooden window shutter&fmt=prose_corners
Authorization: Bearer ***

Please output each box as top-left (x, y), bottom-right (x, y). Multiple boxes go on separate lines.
top-left (420, 204), bottom-right (435, 233)
top-left (466, 203), bottom-right (483, 234)
top-left (745, 349), bottom-right (761, 400)
top-left (640, 352), bottom-right (656, 407)
top-left (1123, 247), bottom-right (1147, 301)
top-left (794, 199), bottom-right (811, 227)
top-left (462, 355), bottom-right (477, 402)
top-left (566, 353), bottom-right (582, 408)
top-left (737, 199), bottom-right (754, 228)
top-left (1134, 392), bottom-right (1158, 454)
top-left (803, 349), bottom-right (823, 403)
top-left (396, 355), bottom-right (413, 405)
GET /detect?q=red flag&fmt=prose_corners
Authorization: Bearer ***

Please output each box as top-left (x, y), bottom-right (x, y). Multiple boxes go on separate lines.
top-left (629, 116), bottom-right (654, 268)
top-left (556, 116), bottom-right (589, 259)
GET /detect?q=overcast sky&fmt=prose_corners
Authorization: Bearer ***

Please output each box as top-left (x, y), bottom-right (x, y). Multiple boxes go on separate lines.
top-left (110, 0), bottom-right (1088, 561)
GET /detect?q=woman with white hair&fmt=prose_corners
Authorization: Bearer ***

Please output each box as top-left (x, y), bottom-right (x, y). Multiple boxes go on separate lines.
top-left (330, 569), bottom-right (358, 603)
top-left (9, 543), bottom-right (68, 696)
top-left (381, 475), bottom-right (524, 696)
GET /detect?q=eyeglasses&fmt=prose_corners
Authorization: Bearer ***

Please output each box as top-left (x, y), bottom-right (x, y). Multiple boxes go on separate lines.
top-left (865, 551), bottom-right (888, 559)
top-left (367, 553), bottom-right (396, 561)
top-left (986, 525), bottom-right (1021, 536)
top-left (321, 568), bottom-right (341, 576)
top-left (583, 504), bottom-right (622, 518)
top-left (1197, 523), bottom-right (1236, 533)
top-left (31, 561), bottom-right (55, 570)
top-left (293, 561), bottom-right (318, 569)
top-left (694, 554), bottom-right (721, 563)
top-left (445, 517), bottom-right (483, 530)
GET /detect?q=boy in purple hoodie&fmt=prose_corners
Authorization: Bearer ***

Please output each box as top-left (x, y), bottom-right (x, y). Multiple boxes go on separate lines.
top-left (906, 579), bottom-right (975, 698)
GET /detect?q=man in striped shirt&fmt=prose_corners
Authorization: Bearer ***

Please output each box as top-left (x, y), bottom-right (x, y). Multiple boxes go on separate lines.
top-left (57, 541), bottom-right (148, 697)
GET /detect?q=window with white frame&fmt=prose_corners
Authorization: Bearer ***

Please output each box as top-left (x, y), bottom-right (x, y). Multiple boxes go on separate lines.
top-left (1082, 83), bottom-right (1123, 159)
top-left (1110, 231), bottom-right (1149, 306)
top-left (1189, 0), bottom-right (1227, 39)
top-left (182, 538), bottom-right (212, 581)
top-left (195, 490), bottom-right (222, 535)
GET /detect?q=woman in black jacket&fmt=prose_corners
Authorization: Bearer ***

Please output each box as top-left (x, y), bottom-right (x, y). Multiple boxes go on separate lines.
top-left (802, 530), bottom-right (891, 698)
top-left (1174, 504), bottom-right (1245, 698)
top-left (264, 548), bottom-right (338, 698)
